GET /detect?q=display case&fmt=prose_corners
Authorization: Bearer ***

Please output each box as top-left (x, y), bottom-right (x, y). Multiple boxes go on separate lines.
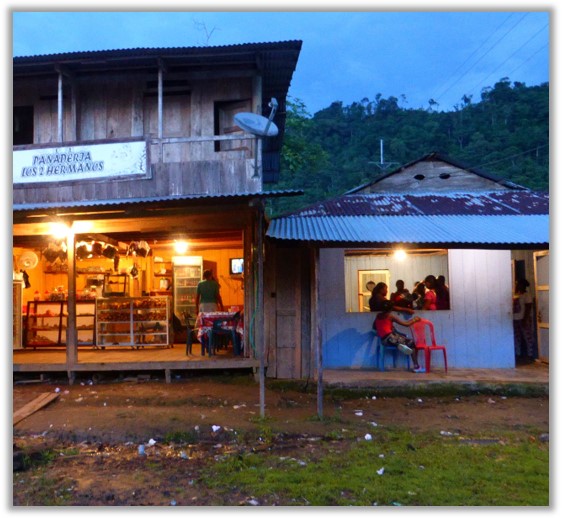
top-left (24, 300), bottom-right (96, 348)
top-left (95, 296), bottom-right (170, 348)
top-left (173, 256), bottom-right (203, 320)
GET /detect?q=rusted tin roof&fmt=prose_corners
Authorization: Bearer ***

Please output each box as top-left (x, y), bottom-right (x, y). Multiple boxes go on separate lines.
top-left (290, 191), bottom-right (549, 217)
top-left (267, 190), bottom-right (549, 247)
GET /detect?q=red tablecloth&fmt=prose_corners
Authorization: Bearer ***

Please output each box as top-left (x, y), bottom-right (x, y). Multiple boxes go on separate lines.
top-left (195, 311), bottom-right (244, 341)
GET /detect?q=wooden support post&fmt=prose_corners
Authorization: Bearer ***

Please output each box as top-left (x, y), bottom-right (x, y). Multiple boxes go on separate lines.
top-left (313, 247), bottom-right (323, 418)
top-left (66, 227), bottom-right (78, 374)
top-left (256, 203), bottom-right (266, 418)
top-left (165, 369), bottom-right (171, 384)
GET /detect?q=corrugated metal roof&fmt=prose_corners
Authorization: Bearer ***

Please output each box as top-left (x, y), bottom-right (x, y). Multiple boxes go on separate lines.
top-left (266, 214), bottom-right (549, 245)
top-left (13, 189), bottom-right (303, 213)
top-left (288, 191), bottom-right (549, 217)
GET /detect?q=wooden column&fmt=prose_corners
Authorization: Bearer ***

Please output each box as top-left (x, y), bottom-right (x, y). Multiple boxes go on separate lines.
top-left (313, 246), bottom-right (323, 418)
top-left (66, 227), bottom-right (77, 383)
top-left (57, 71), bottom-right (64, 142)
top-left (256, 202), bottom-right (266, 417)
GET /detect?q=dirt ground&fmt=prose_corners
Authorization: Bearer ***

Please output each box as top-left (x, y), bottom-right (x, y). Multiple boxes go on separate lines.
top-left (12, 372), bottom-right (549, 506)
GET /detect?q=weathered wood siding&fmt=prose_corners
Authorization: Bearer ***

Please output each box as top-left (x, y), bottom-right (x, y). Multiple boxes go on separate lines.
top-left (320, 248), bottom-right (515, 369)
top-left (358, 160), bottom-right (510, 193)
top-left (264, 245), bottom-right (313, 379)
top-left (14, 74), bottom-right (259, 205)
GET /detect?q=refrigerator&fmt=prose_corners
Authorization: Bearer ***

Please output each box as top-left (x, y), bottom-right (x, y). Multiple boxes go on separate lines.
top-left (172, 256), bottom-right (203, 321)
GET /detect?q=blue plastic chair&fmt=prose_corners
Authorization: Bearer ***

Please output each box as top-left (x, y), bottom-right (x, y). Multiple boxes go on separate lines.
top-left (373, 331), bottom-right (411, 371)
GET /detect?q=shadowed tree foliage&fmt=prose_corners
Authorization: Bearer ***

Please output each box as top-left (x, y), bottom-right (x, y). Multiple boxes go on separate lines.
top-left (270, 79), bottom-right (548, 216)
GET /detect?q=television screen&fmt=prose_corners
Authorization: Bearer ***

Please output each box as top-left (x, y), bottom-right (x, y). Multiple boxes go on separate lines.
top-left (230, 258), bottom-right (244, 275)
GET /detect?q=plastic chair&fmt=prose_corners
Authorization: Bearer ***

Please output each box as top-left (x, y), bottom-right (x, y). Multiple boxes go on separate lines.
top-left (409, 318), bottom-right (448, 373)
top-left (373, 331), bottom-right (410, 371)
top-left (182, 312), bottom-right (198, 355)
top-left (209, 311), bottom-right (241, 356)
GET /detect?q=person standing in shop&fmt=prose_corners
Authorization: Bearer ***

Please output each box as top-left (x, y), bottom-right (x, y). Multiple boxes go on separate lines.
top-left (195, 269), bottom-right (224, 313)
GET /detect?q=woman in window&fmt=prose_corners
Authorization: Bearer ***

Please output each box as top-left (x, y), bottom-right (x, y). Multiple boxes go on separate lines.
top-left (422, 275), bottom-right (438, 310)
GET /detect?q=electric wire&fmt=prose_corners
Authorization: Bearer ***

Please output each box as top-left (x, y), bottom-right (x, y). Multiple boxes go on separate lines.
top-left (467, 23), bottom-right (548, 96)
top-left (472, 143), bottom-right (549, 170)
top-left (433, 13), bottom-right (530, 105)
top-left (430, 13), bottom-right (516, 102)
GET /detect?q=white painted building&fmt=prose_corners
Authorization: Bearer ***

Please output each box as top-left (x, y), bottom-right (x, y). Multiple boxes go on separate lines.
top-left (266, 153), bottom-right (549, 374)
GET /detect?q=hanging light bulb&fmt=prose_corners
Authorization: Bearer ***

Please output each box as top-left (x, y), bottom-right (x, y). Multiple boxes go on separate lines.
top-left (174, 240), bottom-right (188, 254)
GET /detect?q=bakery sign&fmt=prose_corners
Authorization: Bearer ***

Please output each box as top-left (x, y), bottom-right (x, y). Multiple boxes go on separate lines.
top-left (13, 140), bottom-right (148, 184)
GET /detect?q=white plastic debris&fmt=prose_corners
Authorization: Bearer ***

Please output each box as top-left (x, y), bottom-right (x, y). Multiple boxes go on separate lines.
top-left (488, 398), bottom-right (496, 404)
top-left (364, 433), bottom-right (373, 441)
top-left (370, 421), bottom-right (378, 427)
top-left (417, 398), bottom-right (423, 403)
top-left (180, 451), bottom-right (189, 459)
top-left (212, 425), bottom-right (221, 432)
top-left (138, 445), bottom-right (145, 456)
top-left (247, 499), bottom-right (259, 506)
top-left (354, 411), bottom-right (363, 417)
top-left (371, 396), bottom-right (377, 400)
top-left (54, 387), bottom-right (61, 393)
top-left (378, 454), bottom-right (385, 458)
top-left (377, 467), bottom-right (385, 475)
top-left (148, 438), bottom-right (157, 446)
top-left (170, 500), bottom-right (177, 506)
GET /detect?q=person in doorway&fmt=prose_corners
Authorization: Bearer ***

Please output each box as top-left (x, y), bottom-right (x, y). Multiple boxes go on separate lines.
top-left (373, 300), bottom-right (424, 373)
top-left (195, 269), bottom-right (224, 313)
top-left (513, 277), bottom-right (536, 363)
top-left (370, 282), bottom-right (415, 315)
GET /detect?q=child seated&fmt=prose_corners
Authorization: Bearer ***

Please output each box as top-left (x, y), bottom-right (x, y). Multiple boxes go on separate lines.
top-left (373, 300), bottom-right (425, 373)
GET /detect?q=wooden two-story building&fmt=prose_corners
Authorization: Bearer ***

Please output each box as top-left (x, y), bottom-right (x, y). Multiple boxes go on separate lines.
top-left (12, 42), bottom-right (303, 382)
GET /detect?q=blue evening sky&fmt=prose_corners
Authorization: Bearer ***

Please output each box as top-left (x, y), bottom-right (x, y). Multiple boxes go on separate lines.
top-left (10, 3), bottom-right (550, 115)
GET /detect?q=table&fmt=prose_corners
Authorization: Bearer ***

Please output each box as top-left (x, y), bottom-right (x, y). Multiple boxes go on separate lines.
top-left (195, 311), bottom-right (244, 355)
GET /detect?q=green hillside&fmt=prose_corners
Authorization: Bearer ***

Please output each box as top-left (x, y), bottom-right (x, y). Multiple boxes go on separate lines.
top-left (271, 79), bottom-right (548, 215)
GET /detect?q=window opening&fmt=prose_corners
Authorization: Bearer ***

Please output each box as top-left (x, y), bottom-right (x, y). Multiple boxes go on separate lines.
top-left (13, 106), bottom-right (34, 145)
top-left (344, 249), bottom-right (450, 312)
top-left (214, 99), bottom-right (252, 152)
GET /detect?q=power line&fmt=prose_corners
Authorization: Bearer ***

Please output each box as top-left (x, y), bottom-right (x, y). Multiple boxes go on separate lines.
top-left (434, 13), bottom-right (529, 105)
top-left (431, 13), bottom-right (516, 102)
top-left (467, 23), bottom-right (548, 95)
top-left (504, 42), bottom-right (548, 80)
top-left (473, 143), bottom-right (549, 170)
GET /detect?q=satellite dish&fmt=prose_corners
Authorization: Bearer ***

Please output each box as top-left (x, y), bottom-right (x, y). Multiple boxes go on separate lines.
top-left (234, 112), bottom-right (279, 137)
top-left (234, 97), bottom-right (279, 137)
top-left (17, 251), bottom-right (39, 270)
top-left (233, 98), bottom-right (279, 178)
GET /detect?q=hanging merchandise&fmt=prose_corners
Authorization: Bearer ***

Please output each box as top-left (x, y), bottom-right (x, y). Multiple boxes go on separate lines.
top-left (76, 242), bottom-right (90, 260)
top-left (137, 240), bottom-right (151, 258)
top-left (102, 244), bottom-right (117, 259)
top-left (130, 264), bottom-right (139, 278)
top-left (113, 254), bottom-right (120, 272)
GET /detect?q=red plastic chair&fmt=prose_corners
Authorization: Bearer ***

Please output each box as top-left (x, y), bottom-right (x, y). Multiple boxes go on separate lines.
top-left (409, 319), bottom-right (448, 373)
